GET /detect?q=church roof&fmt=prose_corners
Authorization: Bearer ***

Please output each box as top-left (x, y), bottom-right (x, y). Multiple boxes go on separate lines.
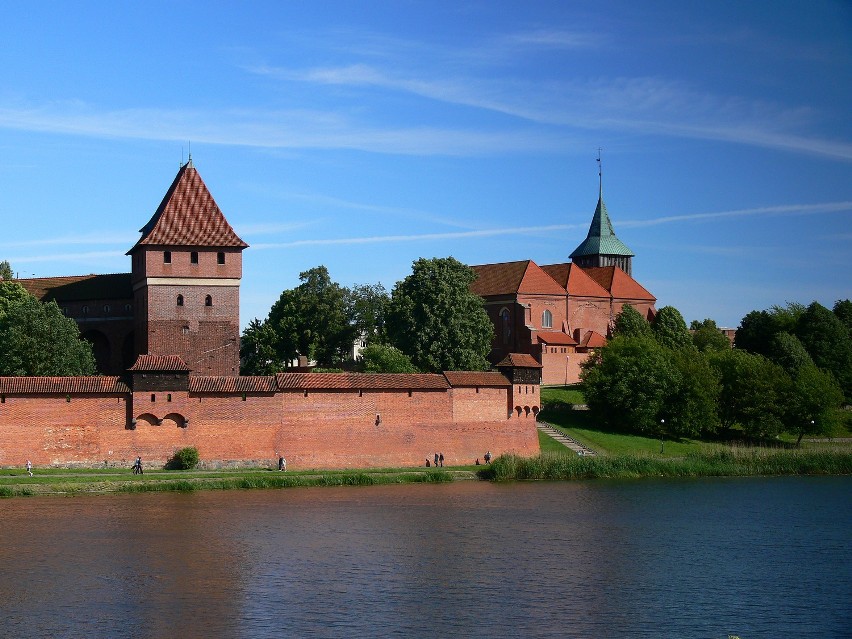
top-left (583, 266), bottom-right (655, 301)
top-left (128, 162), bottom-right (248, 253)
top-left (470, 260), bottom-right (566, 297)
top-left (15, 273), bottom-right (132, 302)
top-left (540, 263), bottom-right (611, 298)
top-left (569, 189), bottom-right (634, 259)
top-left (578, 330), bottom-right (607, 349)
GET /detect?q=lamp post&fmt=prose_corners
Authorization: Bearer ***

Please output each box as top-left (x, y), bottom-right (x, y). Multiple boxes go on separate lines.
top-left (659, 419), bottom-right (665, 454)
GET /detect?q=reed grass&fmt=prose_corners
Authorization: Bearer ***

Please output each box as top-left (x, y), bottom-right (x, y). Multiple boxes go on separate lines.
top-left (485, 447), bottom-right (852, 481)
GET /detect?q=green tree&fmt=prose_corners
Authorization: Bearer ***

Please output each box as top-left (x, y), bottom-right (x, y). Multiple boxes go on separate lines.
top-left (386, 257), bottom-right (492, 372)
top-left (267, 266), bottom-right (355, 367)
top-left (359, 343), bottom-right (417, 373)
top-left (769, 332), bottom-right (813, 376)
top-left (785, 363), bottom-right (844, 446)
top-left (666, 348), bottom-right (721, 437)
top-left (794, 302), bottom-right (852, 402)
top-left (346, 283), bottom-right (390, 345)
top-left (0, 294), bottom-right (96, 376)
top-left (613, 304), bottom-right (652, 338)
top-left (240, 318), bottom-right (283, 375)
top-left (651, 305), bottom-right (693, 350)
top-left (833, 299), bottom-right (852, 336)
top-left (734, 303), bottom-right (804, 356)
top-left (708, 349), bottom-right (791, 439)
top-left (0, 280), bottom-right (31, 318)
top-left (690, 318), bottom-right (731, 353)
top-left (581, 336), bottom-right (679, 435)
top-left (0, 260), bottom-right (12, 280)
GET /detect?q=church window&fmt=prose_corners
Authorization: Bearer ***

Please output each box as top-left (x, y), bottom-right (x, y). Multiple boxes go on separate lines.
top-left (500, 308), bottom-right (511, 345)
top-left (82, 305), bottom-right (89, 315)
top-left (542, 310), bottom-right (553, 329)
top-left (205, 295), bottom-right (213, 307)
top-left (191, 251), bottom-right (199, 264)
top-left (177, 295), bottom-right (184, 307)
top-left (103, 305), bottom-right (110, 313)
top-left (217, 252), bottom-right (225, 265)
top-left (164, 251), bottom-right (171, 264)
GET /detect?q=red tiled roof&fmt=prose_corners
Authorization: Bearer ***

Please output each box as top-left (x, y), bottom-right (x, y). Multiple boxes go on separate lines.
top-left (536, 331), bottom-right (578, 345)
top-left (129, 354), bottom-right (191, 372)
top-left (128, 163), bottom-right (248, 253)
top-left (495, 353), bottom-right (543, 368)
top-left (190, 376), bottom-right (277, 393)
top-left (443, 371), bottom-right (510, 387)
top-left (15, 273), bottom-right (132, 302)
top-left (582, 266), bottom-right (655, 301)
top-left (579, 330), bottom-right (608, 348)
top-left (541, 263), bottom-right (611, 298)
top-left (470, 260), bottom-right (565, 297)
top-left (275, 372), bottom-right (450, 390)
top-left (0, 377), bottom-right (130, 394)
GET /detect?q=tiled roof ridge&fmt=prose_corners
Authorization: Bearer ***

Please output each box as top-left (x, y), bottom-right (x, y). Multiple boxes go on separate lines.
top-left (442, 371), bottom-right (510, 387)
top-left (495, 353), bottom-right (543, 368)
top-left (275, 371), bottom-right (451, 390)
top-left (129, 354), bottom-right (192, 372)
top-left (0, 376), bottom-right (130, 394)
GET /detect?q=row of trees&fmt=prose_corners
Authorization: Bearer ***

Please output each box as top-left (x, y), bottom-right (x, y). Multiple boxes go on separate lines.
top-left (240, 257), bottom-right (493, 375)
top-left (0, 274), bottom-right (97, 376)
top-left (581, 302), bottom-right (849, 446)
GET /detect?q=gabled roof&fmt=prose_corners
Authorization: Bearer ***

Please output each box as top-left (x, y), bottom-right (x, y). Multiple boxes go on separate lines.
top-left (128, 162), bottom-right (248, 253)
top-left (190, 376), bottom-right (277, 393)
top-left (15, 273), bottom-right (132, 302)
top-left (569, 189), bottom-right (634, 259)
top-left (275, 372), bottom-right (449, 390)
top-left (540, 263), bottom-right (611, 298)
top-left (495, 353), bottom-right (543, 368)
top-left (470, 260), bottom-right (566, 297)
top-left (578, 330), bottom-right (608, 349)
top-left (582, 266), bottom-right (655, 301)
top-left (0, 377), bottom-right (129, 394)
top-left (536, 331), bottom-right (578, 346)
top-left (129, 354), bottom-right (191, 372)
top-left (443, 371), bottom-right (509, 387)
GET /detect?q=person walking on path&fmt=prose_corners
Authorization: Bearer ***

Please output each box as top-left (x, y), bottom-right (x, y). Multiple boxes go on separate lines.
top-left (133, 456), bottom-right (143, 475)
top-left (26, 460), bottom-right (32, 477)
top-left (434, 452), bottom-right (439, 467)
top-left (439, 453), bottom-right (444, 467)
top-left (484, 451), bottom-right (492, 464)
top-left (278, 455), bottom-right (284, 471)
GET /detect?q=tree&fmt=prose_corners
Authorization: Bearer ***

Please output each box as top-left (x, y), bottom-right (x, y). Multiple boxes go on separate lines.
top-left (240, 318), bottom-right (283, 375)
top-left (613, 304), bottom-right (652, 338)
top-left (359, 344), bottom-right (417, 373)
top-left (266, 266), bottom-right (355, 367)
top-left (581, 336), bottom-right (679, 435)
top-left (651, 305), bottom-right (693, 350)
top-left (690, 318), bottom-right (731, 353)
top-left (734, 303), bottom-right (804, 356)
top-left (346, 283), bottom-right (390, 346)
top-left (386, 257), bottom-right (492, 372)
top-left (0, 280), bottom-right (31, 319)
top-left (0, 260), bottom-right (12, 280)
top-left (0, 295), bottom-right (96, 376)
top-left (708, 349), bottom-right (791, 439)
top-left (833, 299), bottom-right (852, 336)
top-left (769, 332), bottom-right (813, 376)
top-left (785, 363), bottom-right (844, 446)
top-left (794, 302), bottom-right (852, 402)
top-left (667, 348), bottom-right (721, 437)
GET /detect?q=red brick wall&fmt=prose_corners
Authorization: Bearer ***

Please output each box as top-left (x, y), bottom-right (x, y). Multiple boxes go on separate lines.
top-left (0, 384), bottom-right (540, 469)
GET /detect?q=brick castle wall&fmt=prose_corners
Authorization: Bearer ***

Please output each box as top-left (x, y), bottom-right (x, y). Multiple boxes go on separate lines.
top-left (0, 385), bottom-right (539, 469)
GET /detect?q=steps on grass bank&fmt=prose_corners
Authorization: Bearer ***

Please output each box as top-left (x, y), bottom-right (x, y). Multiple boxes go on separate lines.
top-left (536, 421), bottom-right (597, 456)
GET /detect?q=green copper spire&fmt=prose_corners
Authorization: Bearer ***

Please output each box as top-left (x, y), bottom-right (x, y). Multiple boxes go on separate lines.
top-left (570, 154), bottom-right (634, 275)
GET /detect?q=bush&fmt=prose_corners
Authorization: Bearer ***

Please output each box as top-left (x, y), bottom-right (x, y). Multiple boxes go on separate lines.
top-left (165, 446), bottom-right (199, 470)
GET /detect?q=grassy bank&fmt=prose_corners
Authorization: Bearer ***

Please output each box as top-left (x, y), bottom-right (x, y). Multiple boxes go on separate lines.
top-left (0, 467), bottom-right (460, 498)
top-left (483, 447), bottom-right (852, 481)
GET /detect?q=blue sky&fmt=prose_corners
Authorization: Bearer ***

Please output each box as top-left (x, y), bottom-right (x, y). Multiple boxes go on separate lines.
top-left (1, 0), bottom-right (850, 330)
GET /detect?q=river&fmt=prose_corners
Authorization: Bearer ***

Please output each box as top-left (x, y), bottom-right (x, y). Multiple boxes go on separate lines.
top-left (0, 476), bottom-right (849, 638)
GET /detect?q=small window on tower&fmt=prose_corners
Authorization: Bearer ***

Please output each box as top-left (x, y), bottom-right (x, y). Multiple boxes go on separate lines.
top-left (205, 295), bottom-right (212, 307)
top-left (177, 295), bottom-right (184, 307)
top-left (217, 252), bottom-right (225, 265)
top-left (542, 310), bottom-right (553, 329)
top-left (164, 251), bottom-right (172, 264)
top-left (191, 252), bottom-right (199, 264)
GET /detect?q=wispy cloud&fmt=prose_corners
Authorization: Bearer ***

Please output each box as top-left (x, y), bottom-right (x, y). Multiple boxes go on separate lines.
top-left (620, 201), bottom-right (852, 228)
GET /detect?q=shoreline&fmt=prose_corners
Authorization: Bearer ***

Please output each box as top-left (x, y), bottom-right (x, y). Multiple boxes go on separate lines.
top-left (2, 447), bottom-right (851, 498)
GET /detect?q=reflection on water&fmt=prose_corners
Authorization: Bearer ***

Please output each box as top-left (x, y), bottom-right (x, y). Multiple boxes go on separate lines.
top-left (0, 477), bottom-right (849, 638)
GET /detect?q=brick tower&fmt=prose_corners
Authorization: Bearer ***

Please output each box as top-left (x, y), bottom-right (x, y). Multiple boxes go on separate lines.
top-left (127, 160), bottom-right (248, 375)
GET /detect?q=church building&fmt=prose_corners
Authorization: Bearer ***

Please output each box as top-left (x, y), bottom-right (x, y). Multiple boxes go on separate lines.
top-left (470, 181), bottom-right (656, 385)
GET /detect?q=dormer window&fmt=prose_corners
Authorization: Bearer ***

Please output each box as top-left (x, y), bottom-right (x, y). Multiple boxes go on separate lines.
top-left (217, 252), bottom-right (225, 265)
top-left (164, 251), bottom-right (172, 264)
top-left (191, 251), bottom-right (199, 264)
